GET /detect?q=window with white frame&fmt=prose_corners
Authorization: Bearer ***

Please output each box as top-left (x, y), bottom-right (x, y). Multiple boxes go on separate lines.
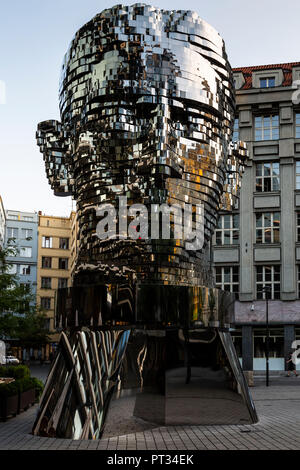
top-left (20, 247), bottom-right (32, 258)
top-left (296, 162), bottom-right (300, 190)
top-left (296, 113), bottom-right (300, 139)
top-left (7, 227), bottom-right (18, 239)
top-left (23, 216), bottom-right (33, 221)
top-left (233, 118), bottom-right (239, 141)
top-left (42, 236), bottom-right (52, 248)
top-left (215, 266), bottom-right (239, 293)
top-left (215, 214), bottom-right (239, 245)
top-left (22, 228), bottom-right (32, 239)
top-left (256, 162), bottom-right (280, 192)
top-left (256, 265), bottom-right (280, 300)
top-left (20, 264), bottom-right (31, 275)
top-left (255, 115), bottom-right (279, 141)
top-left (256, 212), bottom-right (280, 244)
top-left (259, 77), bottom-right (275, 88)
top-left (7, 264), bottom-right (17, 275)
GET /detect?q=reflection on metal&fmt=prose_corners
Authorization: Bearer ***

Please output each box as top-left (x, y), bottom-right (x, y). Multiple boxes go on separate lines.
top-left (36, 3), bottom-right (248, 287)
top-left (32, 329), bottom-right (130, 439)
top-left (33, 4), bottom-right (257, 439)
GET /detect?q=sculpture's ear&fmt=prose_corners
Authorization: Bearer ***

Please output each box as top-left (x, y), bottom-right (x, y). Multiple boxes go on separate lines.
top-left (36, 120), bottom-right (74, 197)
top-left (220, 141), bottom-right (250, 211)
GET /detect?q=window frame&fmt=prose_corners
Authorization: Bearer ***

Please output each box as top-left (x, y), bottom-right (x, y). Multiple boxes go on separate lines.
top-left (255, 212), bottom-right (280, 244)
top-left (255, 162), bottom-right (280, 193)
top-left (20, 246), bottom-right (32, 258)
top-left (296, 113), bottom-right (300, 139)
top-left (254, 114), bottom-right (279, 141)
top-left (259, 77), bottom-right (275, 88)
top-left (41, 277), bottom-right (51, 289)
top-left (215, 214), bottom-right (239, 246)
top-left (42, 236), bottom-right (53, 248)
top-left (215, 266), bottom-right (239, 293)
top-left (256, 265), bottom-right (281, 300)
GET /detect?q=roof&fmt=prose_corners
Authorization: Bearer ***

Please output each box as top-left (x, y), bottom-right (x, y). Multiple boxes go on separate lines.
top-left (232, 62), bottom-right (300, 90)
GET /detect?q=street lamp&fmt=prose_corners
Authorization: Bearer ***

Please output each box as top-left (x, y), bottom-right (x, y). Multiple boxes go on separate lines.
top-left (262, 286), bottom-right (271, 387)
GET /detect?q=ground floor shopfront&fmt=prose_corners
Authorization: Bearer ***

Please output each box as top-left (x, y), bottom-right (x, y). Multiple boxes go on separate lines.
top-left (232, 324), bottom-right (300, 371)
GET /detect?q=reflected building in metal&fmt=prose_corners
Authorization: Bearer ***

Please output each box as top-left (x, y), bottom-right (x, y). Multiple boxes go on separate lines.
top-left (33, 3), bottom-right (258, 439)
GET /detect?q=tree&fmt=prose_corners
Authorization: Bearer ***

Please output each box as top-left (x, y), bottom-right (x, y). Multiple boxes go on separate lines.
top-left (0, 244), bottom-right (50, 348)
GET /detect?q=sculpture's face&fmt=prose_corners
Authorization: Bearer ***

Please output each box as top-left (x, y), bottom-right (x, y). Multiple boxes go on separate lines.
top-left (37, 5), bottom-right (246, 284)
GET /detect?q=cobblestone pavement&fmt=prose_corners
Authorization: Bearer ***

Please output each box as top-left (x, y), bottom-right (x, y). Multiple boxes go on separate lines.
top-left (1, 376), bottom-right (300, 450)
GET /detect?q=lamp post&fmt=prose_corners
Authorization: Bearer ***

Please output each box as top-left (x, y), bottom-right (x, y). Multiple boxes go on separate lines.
top-left (262, 286), bottom-right (271, 387)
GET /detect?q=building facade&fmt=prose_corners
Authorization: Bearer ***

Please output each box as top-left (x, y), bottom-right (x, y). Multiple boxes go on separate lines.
top-left (5, 210), bottom-right (38, 301)
top-left (0, 196), bottom-right (5, 248)
top-left (70, 210), bottom-right (78, 280)
top-left (212, 62), bottom-right (300, 371)
top-left (36, 212), bottom-right (73, 355)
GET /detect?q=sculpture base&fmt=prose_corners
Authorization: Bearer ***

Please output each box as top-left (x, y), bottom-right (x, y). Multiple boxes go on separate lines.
top-left (32, 326), bottom-right (258, 439)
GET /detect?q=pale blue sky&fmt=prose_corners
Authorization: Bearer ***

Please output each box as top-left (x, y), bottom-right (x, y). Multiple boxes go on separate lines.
top-left (1, 0), bottom-right (299, 216)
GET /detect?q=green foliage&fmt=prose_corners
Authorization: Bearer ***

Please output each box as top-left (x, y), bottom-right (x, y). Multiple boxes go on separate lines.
top-left (0, 380), bottom-right (20, 397)
top-left (0, 367), bottom-right (44, 398)
top-left (0, 245), bottom-right (50, 347)
top-left (0, 365), bottom-right (30, 379)
top-left (28, 377), bottom-right (44, 399)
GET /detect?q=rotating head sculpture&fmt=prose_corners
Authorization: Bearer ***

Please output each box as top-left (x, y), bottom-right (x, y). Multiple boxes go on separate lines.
top-left (37, 3), bottom-right (247, 286)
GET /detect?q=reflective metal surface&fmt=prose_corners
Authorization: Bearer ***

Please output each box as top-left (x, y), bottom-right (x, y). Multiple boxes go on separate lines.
top-left (33, 4), bottom-right (257, 439)
top-left (32, 327), bottom-right (257, 438)
top-left (36, 3), bottom-right (248, 286)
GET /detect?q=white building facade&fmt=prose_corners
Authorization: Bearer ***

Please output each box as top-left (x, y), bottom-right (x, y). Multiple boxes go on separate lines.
top-left (212, 62), bottom-right (300, 371)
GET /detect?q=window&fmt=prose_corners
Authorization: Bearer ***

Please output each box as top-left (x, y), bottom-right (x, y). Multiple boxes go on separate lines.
top-left (8, 214), bottom-right (18, 220)
top-left (42, 256), bottom-right (52, 268)
top-left (233, 118), bottom-right (239, 141)
top-left (45, 319), bottom-right (51, 331)
top-left (41, 277), bottom-right (51, 289)
top-left (255, 115), bottom-right (279, 141)
top-left (256, 266), bottom-right (280, 300)
top-left (20, 264), bottom-right (31, 275)
top-left (58, 278), bottom-right (68, 289)
top-left (20, 247), bottom-right (32, 258)
top-left (20, 283), bottom-right (30, 293)
top-left (296, 162), bottom-right (300, 190)
top-left (23, 216), bottom-right (33, 221)
top-left (7, 264), bottom-right (17, 275)
top-left (22, 228), bottom-right (32, 239)
top-left (298, 266), bottom-right (300, 298)
top-left (296, 113), bottom-right (300, 139)
top-left (215, 214), bottom-right (239, 245)
top-left (215, 266), bottom-right (239, 293)
top-left (256, 212), bottom-right (280, 244)
top-left (41, 297), bottom-right (51, 310)
top-left (256, 162), bottom-right (280, 192)
top-left (260, 77), bottom-right (275, 88)
top-left (58, 258), bottom-right (68, 270)
top-left (59, 238), bottom-right (69, 250)
top-left (42, 236), bottom-right (52, 248)
top-left (7, 227), bottom-right (18, 239)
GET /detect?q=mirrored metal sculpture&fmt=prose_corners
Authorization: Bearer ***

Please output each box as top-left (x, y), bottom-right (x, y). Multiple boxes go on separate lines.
top-left (33, 3), bottom-right (257, 439)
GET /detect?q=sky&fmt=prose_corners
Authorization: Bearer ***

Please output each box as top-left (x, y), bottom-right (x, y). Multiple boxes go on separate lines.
top-left (1, 0), bottom-right (300, 217)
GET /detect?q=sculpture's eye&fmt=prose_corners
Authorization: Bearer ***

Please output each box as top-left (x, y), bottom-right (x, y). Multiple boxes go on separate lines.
top-left (170, 106), bottom-right (189, 126)
top-left (135, 102), bottom-right (157, 120)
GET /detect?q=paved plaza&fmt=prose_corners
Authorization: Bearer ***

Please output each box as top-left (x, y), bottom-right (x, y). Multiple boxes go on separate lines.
top-left (0, 366), bottom-right (300, 450)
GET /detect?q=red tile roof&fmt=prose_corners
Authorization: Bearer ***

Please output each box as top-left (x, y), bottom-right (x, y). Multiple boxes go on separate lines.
top-left (232, 62), bottom-right (300, 89)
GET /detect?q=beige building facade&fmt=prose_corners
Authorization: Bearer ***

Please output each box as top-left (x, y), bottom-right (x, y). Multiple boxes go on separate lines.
top-left (37, 212), bottom-right (74, 352)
